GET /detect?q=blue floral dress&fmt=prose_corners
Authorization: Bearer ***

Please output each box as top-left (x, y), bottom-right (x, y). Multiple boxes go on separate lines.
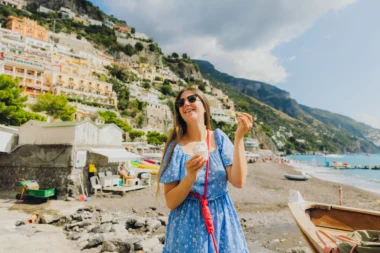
top-left (160, 129), bottom-right (249, 253)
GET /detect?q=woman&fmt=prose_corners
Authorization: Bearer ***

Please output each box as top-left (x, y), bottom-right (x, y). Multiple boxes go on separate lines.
top-left (158, 87), bottom-right (252, 252)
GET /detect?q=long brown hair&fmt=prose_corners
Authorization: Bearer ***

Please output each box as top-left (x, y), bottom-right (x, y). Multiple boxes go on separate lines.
top-left (156, 87), bottom-right (212, 196)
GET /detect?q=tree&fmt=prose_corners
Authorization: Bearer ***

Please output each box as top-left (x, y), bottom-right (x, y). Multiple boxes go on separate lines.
top-left (98, 111), bottom-right (132, 132)
top-left (149, 43), bottom-right (156, 52)
top-left (124, 44), bottom-right (137, 56)
top-left (171, 52), bottom-right (179, 58)
top-left (136, 114), bottom-right (145, 128)
top-left (182, 53), bottom-right (188, 59)
top-left (161, 85), bottom-right (172, 95)
top-left (237, 100), bottom-right (249, 111)
top-left (147, 131), bottom-right (168, 145)
top-left (198, 83), bottom-right (205, 91)
top-left (131, 27), bottom-right (136, 34)
top-left (135, 42), bottom-right (144, 52)
top-left (30, 93), bottom-right (76, 121)
top-left (142, 82), bottom-right (151, 89)
top-left (0, 75), bottom-right (43, 125)
top-left (129, 129), bottom-right (145, 141)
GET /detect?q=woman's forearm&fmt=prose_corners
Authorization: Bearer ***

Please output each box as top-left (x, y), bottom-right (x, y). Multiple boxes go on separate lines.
top-left (230, 137), bottom-right (248, 188)
top-left (165, 175), bottom-right (196, 210)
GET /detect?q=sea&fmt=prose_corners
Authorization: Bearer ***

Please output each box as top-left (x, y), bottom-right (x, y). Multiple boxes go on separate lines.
top-left (286, 154), bottom-right (380, 194)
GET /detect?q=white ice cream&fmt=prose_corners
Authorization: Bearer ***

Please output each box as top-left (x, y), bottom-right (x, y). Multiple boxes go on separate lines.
top-left (193, 141), bottom-right (209, 160)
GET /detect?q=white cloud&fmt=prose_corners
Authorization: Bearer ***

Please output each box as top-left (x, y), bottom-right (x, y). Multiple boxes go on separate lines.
top-left (354, 113), bottom-right (380, 128)
top-left (102, 0), bottom-right (356, 84)
top-left (287, 56), bottom-right (296, 61)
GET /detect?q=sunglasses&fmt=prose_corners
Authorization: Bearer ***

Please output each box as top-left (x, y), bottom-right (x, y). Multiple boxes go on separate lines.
top-left (175, 94), bottom-right (200, 108)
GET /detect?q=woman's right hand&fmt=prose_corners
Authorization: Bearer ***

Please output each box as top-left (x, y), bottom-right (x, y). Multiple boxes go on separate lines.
top-left (186, 154), bottom-right (207, 182)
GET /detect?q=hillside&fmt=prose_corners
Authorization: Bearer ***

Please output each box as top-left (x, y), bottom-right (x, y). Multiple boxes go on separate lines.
top-left (2, 0), bottom-right (377, 153)
top-left (194, 60), bottom-right (380, 154)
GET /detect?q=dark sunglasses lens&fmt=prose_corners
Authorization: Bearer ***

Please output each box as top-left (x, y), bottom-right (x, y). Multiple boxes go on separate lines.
top-left (176, 99), bottom-right (185, 107)
top-left (188, 95), bottom-right (197, 103)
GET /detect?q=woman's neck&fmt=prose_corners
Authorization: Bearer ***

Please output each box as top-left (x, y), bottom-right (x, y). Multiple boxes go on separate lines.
top-left (185, 122), bottom-right (206, 142)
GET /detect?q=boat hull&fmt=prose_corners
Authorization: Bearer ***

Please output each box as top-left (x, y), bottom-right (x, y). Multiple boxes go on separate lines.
top-left (284, 174), bottom-right (309, 181)
top-left (288, 201), bottom-right (380, 253)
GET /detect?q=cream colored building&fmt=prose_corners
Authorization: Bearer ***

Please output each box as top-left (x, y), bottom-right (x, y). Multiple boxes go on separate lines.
top-left (45, 71), bottom-right (117, 107)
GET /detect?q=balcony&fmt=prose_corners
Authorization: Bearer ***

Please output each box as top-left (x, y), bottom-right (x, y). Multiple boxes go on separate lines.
top-left (4, 70), bottom-right (13, 75)
top-left (26, 73), bottom-right (36, 79)
top-left (60, 87), bottom-right (110, 99)
top-left (15, 72), bottom-right (25, 78)
top-left (53, 83), bottom-right (63, 87)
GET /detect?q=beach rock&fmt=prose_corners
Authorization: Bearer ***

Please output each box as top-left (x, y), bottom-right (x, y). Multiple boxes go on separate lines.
top-left (149, 207), bottom-right (157, 211)
top-left (66, 221), bottom-right (92, 230)
top-left (68, 232), bottom-right (81, 240)
top-left (157, 235), bottom-right (165, 244)
top-left (271, 239), bottom-right (280, 244)
top-left (125, 218), bottom-right (145, 229)
top-left (146, 219), bottom-right (161, 232)
top-left (108, 239), bottom-right (133, 253)
top-left (113, 223), bottom-right (129, 237)
top-left (72, 213), bottom-right (83, 221)
top-left (15, 220), bottom-right (25, 227)
top-left (40, 214), bottom-right (62, 224)
top-left (78, 233), bottom-right (90, 243)
top-left (150, 244), bottom-right (164, 253)
top-left (286, 247), bottom-right (312, 253)
top-left (102, 241), bottom-right (117, 252)
top-left (140, 237), bottom-right (161, 252)
top-left (101, 213), bottom-right (114, 224)
top-left (157, 217), bottom-right (168, 226)
top-left (158, 212), bottom-right (164, 216)
top-left (91, 223), bottom-right (113, 233)
top-left (86, 234), bottom-right (104, 249)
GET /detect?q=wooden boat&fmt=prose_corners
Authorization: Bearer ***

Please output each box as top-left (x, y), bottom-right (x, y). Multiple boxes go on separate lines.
top-left (288, 191), bottom-right (380, 253)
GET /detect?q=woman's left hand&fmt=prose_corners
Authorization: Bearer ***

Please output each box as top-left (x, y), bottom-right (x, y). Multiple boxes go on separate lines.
top-left (235, 113), bottom-right (253, 140)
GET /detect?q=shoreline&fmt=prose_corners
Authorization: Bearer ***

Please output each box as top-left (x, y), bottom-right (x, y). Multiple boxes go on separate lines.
top-left (0, 163), bottom-right (379, 253)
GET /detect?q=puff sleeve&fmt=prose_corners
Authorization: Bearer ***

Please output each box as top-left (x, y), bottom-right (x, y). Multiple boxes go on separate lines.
top-left (216, 129), bottom-right (234, 168)
top-left (159, 142), bottom-right (182, 183)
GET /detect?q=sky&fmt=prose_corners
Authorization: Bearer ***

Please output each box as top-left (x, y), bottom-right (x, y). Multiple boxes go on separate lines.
top-left (89, 0), bottom-right (380, 129)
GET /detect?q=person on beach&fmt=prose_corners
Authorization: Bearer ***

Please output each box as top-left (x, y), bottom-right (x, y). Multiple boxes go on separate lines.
top-left (157, 87), bottom-right (252, 253)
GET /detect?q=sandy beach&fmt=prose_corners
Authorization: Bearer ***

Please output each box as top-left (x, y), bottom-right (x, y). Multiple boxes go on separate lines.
top-left (1, 163), bottom-right (380, 253)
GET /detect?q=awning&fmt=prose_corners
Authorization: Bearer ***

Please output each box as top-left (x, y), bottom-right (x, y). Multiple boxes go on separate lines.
top-left (90, 148), bottom-right (141, 163)
top-left (142, 152), bottom-right (162, 159)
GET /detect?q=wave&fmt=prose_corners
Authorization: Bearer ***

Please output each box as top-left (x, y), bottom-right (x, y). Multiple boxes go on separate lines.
top-left (288, 161), bottom-right (380, 194)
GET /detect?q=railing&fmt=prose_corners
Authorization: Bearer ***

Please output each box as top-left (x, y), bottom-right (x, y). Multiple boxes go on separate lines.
top-left (26, 74), bottom-right (36, 79)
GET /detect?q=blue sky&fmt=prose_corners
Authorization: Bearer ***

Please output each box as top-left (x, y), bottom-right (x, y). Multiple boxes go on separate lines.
top-left (273, 0), bottom-right (380, 128)
top-left (89, 0), bottom-right (380, 128)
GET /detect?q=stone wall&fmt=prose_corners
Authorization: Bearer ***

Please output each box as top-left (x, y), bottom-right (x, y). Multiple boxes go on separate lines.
top-left (0, 145), bottom-right (123, 199)
top-left (0, 144), bottom-right (74, 198)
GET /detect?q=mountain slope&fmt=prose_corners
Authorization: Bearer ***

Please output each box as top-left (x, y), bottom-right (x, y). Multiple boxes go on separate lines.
top-left (194, 60), bottom-right (380, 154)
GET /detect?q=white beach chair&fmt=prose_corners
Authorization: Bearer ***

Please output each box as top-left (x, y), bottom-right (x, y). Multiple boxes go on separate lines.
top-left (98, 172), bottom-right (112, 188)
top-left (90, 176), bottom-right (103, 195)
top-left (106, 171), bottom-right (120, 186)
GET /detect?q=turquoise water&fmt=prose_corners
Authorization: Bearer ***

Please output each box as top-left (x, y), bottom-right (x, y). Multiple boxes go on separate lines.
top-left (286, 155), bottom-right (380, 194)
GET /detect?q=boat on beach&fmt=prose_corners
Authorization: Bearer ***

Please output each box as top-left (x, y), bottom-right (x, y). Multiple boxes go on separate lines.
top-left (284, 172), bottom-right (311, 181)
top-left (288, 191), bottom-right (380, 253)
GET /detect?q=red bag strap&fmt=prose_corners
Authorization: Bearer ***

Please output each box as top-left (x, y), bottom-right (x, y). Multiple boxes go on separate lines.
top-left (203, 129), bottom-right (211, 199)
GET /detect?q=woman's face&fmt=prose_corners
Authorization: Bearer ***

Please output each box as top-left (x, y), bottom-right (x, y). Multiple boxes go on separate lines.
top-left (177, 90), bottom-right (205, 125)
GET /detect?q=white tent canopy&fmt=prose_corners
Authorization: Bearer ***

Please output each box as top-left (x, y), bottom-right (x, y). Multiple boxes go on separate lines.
top-left (90, 148), bottom-right (141, 163)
